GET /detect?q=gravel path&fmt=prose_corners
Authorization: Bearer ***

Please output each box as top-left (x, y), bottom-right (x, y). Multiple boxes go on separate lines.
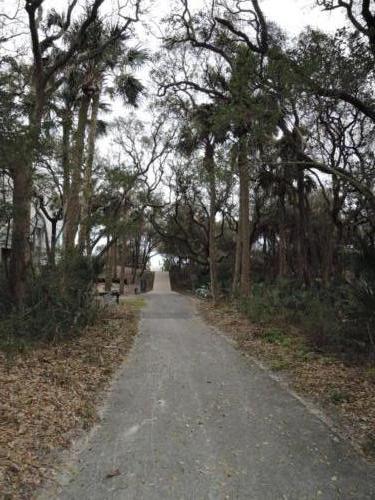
top-left (51, 273), bottom-right (375, 500)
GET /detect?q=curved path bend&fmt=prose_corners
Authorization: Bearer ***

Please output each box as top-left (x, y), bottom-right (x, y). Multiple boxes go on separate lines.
top-left (53, 272), bottom-right (374, 499)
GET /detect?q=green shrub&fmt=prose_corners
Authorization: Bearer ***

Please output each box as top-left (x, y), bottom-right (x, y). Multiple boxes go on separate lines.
top-left (329, 389), bottom-right (350, 405)
top-left (236, 276), bottom-right (375, 358)
top-left (237, 283), bottom-right (278, 323)
top-left (0, 255), bottom-right (101, 348)
top-left (263, 327), bottom-right (291, 346)
top-left (365, 367), bottom-right (375, 382)
top-left (271, 359), bottom-right (291, 371)
top-left (294, 291), bottom-right (344, 350)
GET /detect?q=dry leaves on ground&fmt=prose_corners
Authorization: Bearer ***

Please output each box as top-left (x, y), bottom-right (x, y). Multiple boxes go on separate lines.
top-left (0, 301), bottom-right (141, 499)
top-left (200, 300), bottom-right (375, 460)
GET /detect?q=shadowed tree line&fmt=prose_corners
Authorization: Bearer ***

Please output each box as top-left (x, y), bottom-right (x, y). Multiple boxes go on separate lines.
top-left (0, 1), bottom-right (375, 356)
top-left (151, 0), bottom-right (375, 358)
top-left (0, 0), bottom-right (170, 341)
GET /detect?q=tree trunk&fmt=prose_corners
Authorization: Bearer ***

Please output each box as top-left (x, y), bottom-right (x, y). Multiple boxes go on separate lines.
top-left (322, 226), bottom-right (334, 286)
top-left (278, 225), bottom-right (288, 278)
top-left (9, 83), bottom-right (44, 304)
top-left (297, 169), bottom-right (310, 286)
top-left (112, 243), bottom-right (118, 281)
top-left (331, 175), bottom-right (344, 278)
top-left (278, 184), bottom-right (288, 278)
top-left (132, 235), bottom-right (141, 285)
top-left (64, 94), bottom-right (90, 253)
top-left (62, 107), bottom-right (73, 208)
top-left (232, 222), bottom-right (242, 295)
top-left (204, 140), bottom-right (219, 303)
top-left (9, 165), bottom-right (33, 303)
top-left (238, 136), bottom-right (251, 297)
top-left (230, 145), bottom-right (241, 296)
top-left (119, 241), bottom-right (127, 295)
top-left (104, 238), bottom-right (112, 292)
top-left (78, 90), bottom-right (100, 254)
top-left (50, 218), bottom-right (58, 267)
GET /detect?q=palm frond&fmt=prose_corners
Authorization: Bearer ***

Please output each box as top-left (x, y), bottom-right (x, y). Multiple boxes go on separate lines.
top-left (115, 73), bottom-right (145, 107)
top-left (46, 9), bottom-right (64, 29)
top-left (95, 119), bottom-right (108, 138)
top-left (123, 47), bottom-right (149, 68)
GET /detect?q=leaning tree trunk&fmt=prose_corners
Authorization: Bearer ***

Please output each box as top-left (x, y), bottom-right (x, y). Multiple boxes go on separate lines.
top-left (78, 90), bottom-right (100, 255)
top-left (238, 135), bottom-right (251, 297)
top-left (204, 140), bottom-right (219, 303)
top-left (64, 93), bottom-right (91, 253)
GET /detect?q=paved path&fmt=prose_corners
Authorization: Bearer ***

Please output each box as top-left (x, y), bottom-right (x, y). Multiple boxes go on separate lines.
top-left (150, 271), bottom-right (172, 293)
top-left (54, 273), bottom-right (375, 499)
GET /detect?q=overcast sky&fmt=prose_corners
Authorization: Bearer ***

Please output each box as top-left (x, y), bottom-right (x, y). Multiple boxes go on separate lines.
top-left (141, 0), bottom-right (345, 47)
top-left (1, 0), bottom-right (345, 66)
top-left (255, 0), bottom-right (344, 34)
top-left (2, 0), bottom-right (344, 36)
top-left (145, 0), bottom-right (344, 34)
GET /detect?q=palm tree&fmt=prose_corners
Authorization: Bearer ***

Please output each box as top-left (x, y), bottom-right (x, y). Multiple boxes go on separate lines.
top-left (178, 103), bottom-right (228, 303)
top-left (60, 18), bottom-right (147, 254)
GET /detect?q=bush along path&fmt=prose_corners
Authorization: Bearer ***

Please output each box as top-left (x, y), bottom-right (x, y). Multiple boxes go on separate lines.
top-left (199, 300), bottom-right (375, 462)
top-left (0, 299), bottom-right (144, 499)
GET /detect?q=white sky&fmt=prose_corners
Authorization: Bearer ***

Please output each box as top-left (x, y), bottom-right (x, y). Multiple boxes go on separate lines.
top-left (1, 0), bottom-right (344, 38)
top-left (261, 0), bottom-right (344, 34)
top-left (150, 0), bottom-right (345, 36)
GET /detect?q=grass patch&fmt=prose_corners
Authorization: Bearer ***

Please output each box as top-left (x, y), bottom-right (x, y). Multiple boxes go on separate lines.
top-left (365, 367), bottom-right (375, 382)
top-left (295, 347), bottom-right (314, 361)
top-left (125, 297), bottom-right (146, 311)
top-left (263, 327), bottom-right (292, 347)
top-left (236, 279), bottom-right (375, 359)
top-left (271, 359), bottom-right (292, 371)
top-left (329, 389), bottom-right (351, 405)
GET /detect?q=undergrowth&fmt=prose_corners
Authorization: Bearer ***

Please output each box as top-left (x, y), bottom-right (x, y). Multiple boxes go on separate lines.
top-left (0, 255), bottom-right (102, 353)
top-left (236, 277), bottom-right (375, 360)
